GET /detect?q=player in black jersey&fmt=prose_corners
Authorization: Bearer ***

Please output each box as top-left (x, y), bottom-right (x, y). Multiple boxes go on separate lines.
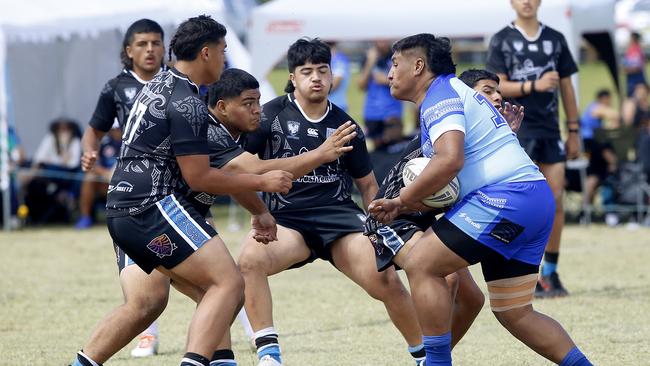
top-left (236, 38), bottom-right (424, 366)
top-left (365, 68), bottom-right (521, 349)
top-left (77, 18), bottom-right (167, 358)
top-left (487, 0), bottom-right (579, 298)
top-left (71, 16), bottom-right (292, 366)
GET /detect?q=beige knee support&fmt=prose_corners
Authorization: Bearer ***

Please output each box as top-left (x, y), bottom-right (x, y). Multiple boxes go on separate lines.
top-left (487, 273), bottom-right (537, 312)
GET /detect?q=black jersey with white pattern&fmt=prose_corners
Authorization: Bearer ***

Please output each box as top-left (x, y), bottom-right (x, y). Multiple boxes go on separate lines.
top-left (106, 68), bottom-right (210, 217)
top-left (364, 135), bottom-right (436, 235)
top-left (184, 113), bottom-right (246, 216)
top-left (244, 94), bottom-right (372, 212)
top-left (89, 69), bottom-right (148, 132)
top-left (486, 23), bottom-right (578, 139)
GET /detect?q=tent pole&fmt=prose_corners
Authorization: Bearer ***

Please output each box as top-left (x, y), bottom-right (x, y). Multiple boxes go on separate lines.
top-left (0, 30), bottom-right (10, 232)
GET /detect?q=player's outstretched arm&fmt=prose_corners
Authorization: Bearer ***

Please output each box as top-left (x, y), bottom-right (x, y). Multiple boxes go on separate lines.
top-left (80, 126), bottom-right (107, 172)
top-left (177, 154), bottom-right (293, 195)
top-left (225, 121), bottom-right (357, 177)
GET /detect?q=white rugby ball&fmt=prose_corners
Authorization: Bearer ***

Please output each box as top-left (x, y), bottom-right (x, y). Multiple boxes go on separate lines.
top-left (402, 157), bottom-right (460, 208)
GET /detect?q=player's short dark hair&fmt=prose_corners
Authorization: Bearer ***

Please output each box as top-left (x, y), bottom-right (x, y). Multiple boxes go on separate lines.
top-left (169, 15), bottom-right (226, 62)
top-left (392, 33), bottom-right (456, 76)
top-left (458, 69), bottom-right (500, 88)
top-left (284, 38), bottom-right (331, 93)
top-left (120, 19), bottom-right (164, 69)
top-left (596, 89), bottom-right (611, 99)
top-left (207, 68), bottom-right (260, 108)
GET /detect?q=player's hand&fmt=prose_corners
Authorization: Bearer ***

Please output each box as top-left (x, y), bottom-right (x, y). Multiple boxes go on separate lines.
top-left (565, 133), bottom-right (580, 160)
top-left (81, 150), bottom-right (98, 172)
top-left (365, 46), bottom-right (379, 66)
top-left (251, 211), bottom-right (278, 244)
top-left (536, 71), bottom-right (560, 92)
top-left (368, 197), bottom-right (401, 224)
top-left (317, 121), bottom-right (356, 162)
top-left (498, 102), bottom-right (524, 133)
top-left (259, 170), bottom-right (293, 194)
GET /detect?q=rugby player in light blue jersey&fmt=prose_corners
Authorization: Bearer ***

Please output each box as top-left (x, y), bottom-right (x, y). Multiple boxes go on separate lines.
top-left (369, 34), bottom-right (592, 366)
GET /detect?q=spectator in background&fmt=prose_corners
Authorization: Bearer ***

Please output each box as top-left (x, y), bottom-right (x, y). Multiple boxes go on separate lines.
top-left (624, 32), bottom-right (647, 97)
top-left (25, 118), bottom-right (82, 223)
top-left (637, 116), bottom-right (650, 219)
top-left (75, 122), bottom-right (121, 229)
top-left (358, 39), bottom-right (403, 151)
top-left (579, 89), bottom-right (618, 215)
top-left (326, 41), bottom-right (351, 111)
top-left (622, 82), bottom-right (650, 129)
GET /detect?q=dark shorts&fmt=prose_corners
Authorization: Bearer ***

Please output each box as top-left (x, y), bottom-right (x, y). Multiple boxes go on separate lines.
top-left (108, 194), bottom-right (217, 274)
top-left (274, 202), bottom-right (367, 268)
top-left (433, 181), bottom-right (554, 281)
top-left (519, 137), bottom-right (566, 164)
top-left (366, 214), bottom-right (433, 272)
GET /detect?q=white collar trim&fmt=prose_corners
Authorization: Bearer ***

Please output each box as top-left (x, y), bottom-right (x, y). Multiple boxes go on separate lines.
top-left (510, 22), bottom-right (545, 42)
top-left (287, 94), bottom-right (330, 123)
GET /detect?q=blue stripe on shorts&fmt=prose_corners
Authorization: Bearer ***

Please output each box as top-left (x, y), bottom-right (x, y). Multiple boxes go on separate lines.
top-left (157, 195), bottom-right (211, 250)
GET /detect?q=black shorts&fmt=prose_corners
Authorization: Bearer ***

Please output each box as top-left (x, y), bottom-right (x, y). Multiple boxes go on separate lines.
top-left (366, 214), bottom-right (434, 272)
top-left (519, 137), bottom-right (566, 164)
top-left (433, 217), bottom-right (538, 282)
top-left (107, 194), bottom-right (217, 274)
top-left (274, 202), bottom-right (367, 268)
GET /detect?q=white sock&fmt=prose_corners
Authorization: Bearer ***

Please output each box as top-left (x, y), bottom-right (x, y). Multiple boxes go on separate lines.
top-left (236, 309), bottom-right (254, 340)
top-left (142, 321), bottom-right (158, 336)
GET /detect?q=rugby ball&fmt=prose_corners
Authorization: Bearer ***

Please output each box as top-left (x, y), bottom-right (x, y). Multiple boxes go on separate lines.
top-left (402, 157), bottom-right (460, 208)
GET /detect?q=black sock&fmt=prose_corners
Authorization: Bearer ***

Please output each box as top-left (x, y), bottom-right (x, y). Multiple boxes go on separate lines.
top-left (212, 349), bottom-right (235, 361)
top-left (181, 352), bottom-right (210, 366)
top-left (76, 350), bottom-right (102, 366)
top-left (544, 251), bottom-right (559, 264)
top-left (255, 333), bottom-right (279, 350)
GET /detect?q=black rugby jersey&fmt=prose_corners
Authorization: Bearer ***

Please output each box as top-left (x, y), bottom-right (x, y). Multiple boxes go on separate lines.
top-left (184, 113), bottom-right (246, 216)
top-left (90, 69), bottom-right (150, 132)
top-left (106, 68), bottom-right (210, 217)
top-left (364, 136), bottom-right (436, 234)
top-left (486, 23), bottom-right (578, 139)
top-left (244, 94), bottom-right (372, 212)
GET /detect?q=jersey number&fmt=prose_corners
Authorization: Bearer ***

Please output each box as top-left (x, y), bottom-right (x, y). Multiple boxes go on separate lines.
top-left (123, 101), bottom-right (147, 144)
top-left (473, 92), bottom-right (507, 128)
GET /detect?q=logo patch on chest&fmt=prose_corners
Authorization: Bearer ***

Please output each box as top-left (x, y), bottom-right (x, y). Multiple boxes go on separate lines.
top-left (287, 120), bottom-right (300, 139)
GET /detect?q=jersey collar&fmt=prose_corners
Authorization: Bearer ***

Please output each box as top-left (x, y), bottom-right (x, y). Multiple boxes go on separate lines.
top-left (510, 22), bottom-right (545, 42)
top-left (124, 67), bottom-right (163, 85)
top-left (169, 67), bottom-right (200, 94)
top-left (287, 93), bottom-right (331, 123)
top-left (208, 113), bottom-right (240, 143)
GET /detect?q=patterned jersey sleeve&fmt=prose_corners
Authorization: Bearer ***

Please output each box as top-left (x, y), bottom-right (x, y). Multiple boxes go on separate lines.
top-left (421, 93), bottom-right (466, 146)
top-left (206, 123), bottom-right (245, 168)
top-left (89, 80), bottom-right (117, 132)
top-left (485, 31), bottom-right (507, 75)
top-left (168, 94), bottom-right (210, 156)
top-left (342, 122), bottom-right (373, 179)
top-left (556, 33), bottom-right (579, 78)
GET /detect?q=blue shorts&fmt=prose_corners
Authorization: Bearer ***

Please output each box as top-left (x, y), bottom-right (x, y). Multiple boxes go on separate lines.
top-left (440, 180), bottom-right (554, 266)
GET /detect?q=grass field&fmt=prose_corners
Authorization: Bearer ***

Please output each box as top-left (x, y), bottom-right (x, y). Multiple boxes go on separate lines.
top-left (1, 216), bottom-right (649, 365)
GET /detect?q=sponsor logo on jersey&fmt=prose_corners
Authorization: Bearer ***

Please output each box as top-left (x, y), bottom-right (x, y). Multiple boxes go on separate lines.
top-left (528, 43), bottom-right (539, 52)
top-left (513, 40), bottom-right (524, 52)
top-left (287, 120), bottom-right (300, 139)
top-left (124, 87), bottom-right (138, 102)
top-left (307, 127), bottom-right (319, 137)
top-left (458, 212), bottom-right (481, 229)
top-left (326, 127), bottom-right (337, 138)
top-left (147, 233), bottom-right (177, 258)
top-left (108, 181), bottom-right (134, 193)
top-left (543, 40), bottom-right (553, 55)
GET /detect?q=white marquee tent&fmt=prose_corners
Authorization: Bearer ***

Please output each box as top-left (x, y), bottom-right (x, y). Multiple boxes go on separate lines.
top-left (248, 0), bottom-right (618, 82)
top-left (0, 0), bottom-right (274, 229)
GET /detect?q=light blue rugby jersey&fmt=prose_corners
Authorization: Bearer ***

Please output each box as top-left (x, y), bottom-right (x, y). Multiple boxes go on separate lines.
top-left (420, 74), bottom-right (544, 199)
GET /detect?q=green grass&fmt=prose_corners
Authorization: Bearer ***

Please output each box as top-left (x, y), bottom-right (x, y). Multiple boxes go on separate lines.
top-left (1, 216), bottom-right (649, 365)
